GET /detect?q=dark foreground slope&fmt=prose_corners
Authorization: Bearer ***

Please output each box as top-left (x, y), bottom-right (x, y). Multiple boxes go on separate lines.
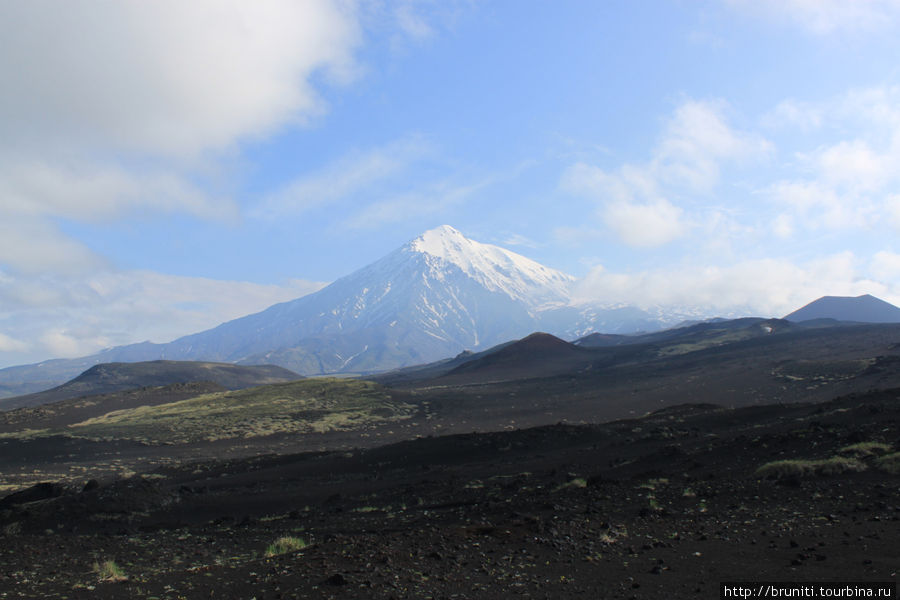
top-left (0, 360), bottom-right (301, 410)
top-left (1, 389), bottom-right (898, 599)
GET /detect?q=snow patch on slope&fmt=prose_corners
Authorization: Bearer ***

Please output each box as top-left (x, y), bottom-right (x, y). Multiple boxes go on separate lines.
top-left (408, 225), bottom-right (574, 308)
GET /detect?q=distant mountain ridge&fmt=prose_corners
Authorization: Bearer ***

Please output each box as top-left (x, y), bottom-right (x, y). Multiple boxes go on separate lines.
top-left (784, 294), bottom-right (900, 323)
top-left (0, 361), bottom-right (300, 410)
top-left (377, 317), bottom-right (797, 387)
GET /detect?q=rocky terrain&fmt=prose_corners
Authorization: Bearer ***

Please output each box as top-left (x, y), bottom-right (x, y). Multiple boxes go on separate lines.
top-left (0, 389), bottom-right (898, 598)
top-left (1, 320), bottom-right (899, 598)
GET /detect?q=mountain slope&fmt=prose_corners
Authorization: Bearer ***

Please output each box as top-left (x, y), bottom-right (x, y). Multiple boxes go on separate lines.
top-left (386, 322), bottom-right (900, 426)
top-left (0, 361), bottom-right (301, 410)
top-left (784, 294), bottom-right (900, 323)
top-left (157, 225), bottom-right (577, 373)
top-left (377, 318), bottom-right (766, 387)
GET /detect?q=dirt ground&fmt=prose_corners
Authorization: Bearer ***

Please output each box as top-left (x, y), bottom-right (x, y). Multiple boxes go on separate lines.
top-left (1, 389), bottom-right (898, 599)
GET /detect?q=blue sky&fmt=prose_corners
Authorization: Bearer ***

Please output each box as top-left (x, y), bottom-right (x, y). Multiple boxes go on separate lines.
top-left (2, 0), bottom-right (900, 367)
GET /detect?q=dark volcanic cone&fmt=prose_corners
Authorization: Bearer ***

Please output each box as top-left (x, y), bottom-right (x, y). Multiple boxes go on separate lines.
top-left (439, 332), bottom-right (587, 383)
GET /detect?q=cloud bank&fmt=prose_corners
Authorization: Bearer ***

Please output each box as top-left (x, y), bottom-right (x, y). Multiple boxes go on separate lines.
top-left (562, 100), bottom-right (771, 248)
top-left (562, 87), bottom-right (900, 316)
top-left (727, 0), bottom-right (900, 35)
top-left (0, 1), bottom-right (361, 367)
top-left (574, 253), bottom-right (899, 318)
top-left (0, 271), bottom-right (325, 367)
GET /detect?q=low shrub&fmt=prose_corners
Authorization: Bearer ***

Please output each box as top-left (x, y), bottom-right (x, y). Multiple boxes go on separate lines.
top-left (755, 457), bottom-right (866, 480)
top-left (265, 536), bottom-right (307, 557)
top-left (838, 442), bottom-right (892, 458)
top-left (554, 477), bottom-right (587, 492)
top-left (93, 559), bottom-right (126, 582)
top-left (875, 452), bottom-right (900, 475)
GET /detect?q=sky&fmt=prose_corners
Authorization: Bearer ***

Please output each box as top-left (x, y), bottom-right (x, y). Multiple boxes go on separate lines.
top-left (2, 0), bottom-right (900, 368)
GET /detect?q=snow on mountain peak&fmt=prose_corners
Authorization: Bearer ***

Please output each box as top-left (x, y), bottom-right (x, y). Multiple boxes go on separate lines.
top-left (406, 225), bottom-right (574, 307)
top-left (409, 225), bottom-right (476, 259)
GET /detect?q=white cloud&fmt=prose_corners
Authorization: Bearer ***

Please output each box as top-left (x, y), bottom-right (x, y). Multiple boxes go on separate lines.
top-left (0, 270), bottom-right (326, 366)
top-left (395, 2), bottom-right (436, 40)
top-left (562, 100), bottom-right (768, 248)
top-left (563, 163), bottom-right (662, 205)
top-left (341, 177), bottom-right (489, 230)
top-left (574, 252), bottom-right (897, 317)
top-left (766, 86), bottom-right (900, 236)
top-left (816, 140), bottom-right (892, 192)
top-left (656, 100), bottom-right (772, 191)
top-left (871, 250), bottom-right (900, 281)
top-left (727, 0), bottom-right (900, 35)
top-left (252, 136), bottom-right (435, 220)
top-left (552, 226), bottom-right (605, 247)
top-left (762, 99), bottom-right (824, 131)
top-left (771, 214), bottom-right (795, 239)
top-left (0, 1), bottom-right (360, 159)
top-left (887, 195), bottom-right (900, 231)
top-left (501, 233), bottom-right (539, 249)
top-left (604, 199), bottom-right (686, 248)
top-left (0, 159), bottom-right (234, 224)
top-left (0, 333), bottom-right (28, 354)
top-left (39, 329), bottom-right (91, 359)
top-left (562, 163), bottom-right (676, 247)
top-left (335, 158), bottom-right (534, 231)
top-left (768, 181), bottom-right (872, 230)
top-left (362, 0), bottom-right (468, 54)
top-left (0, 217), bottom-right (103, 274)
top-left (0, 1), bottom-right (362, 277)
top-left (837, 86), bottom-right (900, 131)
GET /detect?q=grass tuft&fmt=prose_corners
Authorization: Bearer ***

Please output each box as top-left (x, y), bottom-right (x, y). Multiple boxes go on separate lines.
top-left (93, 559), bottom-right (126, 582)
top-left (755, 457), bottom-right (866, 480)
top-left (264, 536), bottom-right (307, 557)
top-left (838, 442), bottom-right (892, 458)
top-left (554, 477), bottom-right (587, 492)
top-left (875, 452), bottom-right (900, 475)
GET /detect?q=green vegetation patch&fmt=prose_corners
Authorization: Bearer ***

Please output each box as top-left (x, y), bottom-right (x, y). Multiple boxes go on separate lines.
top-left (838, 441), bottom-right (892, 458)
top-left (656, 329), bottom-right (760, 357)
top-left (772, 359), bottom-right (875, 383)
top-left (93, 559), bottom-right (126, 582)
top-left (755, 456), bottom-right (867, 480)
top-left (554, 477), bottom-right (587, 492)
top-left (264, 536), bottom-right (307, 557)
top-left (67, 379), bottom-right (415, 444)
top-left (0, 428), bottom-right (51, 440)
top-left (875, 452), bottom-right (900, 475)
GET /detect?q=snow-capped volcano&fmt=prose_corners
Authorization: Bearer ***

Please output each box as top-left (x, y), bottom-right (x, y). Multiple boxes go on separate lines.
top-left (205, 225), bottom-right (579, 372)
top-left (0, 227), bottom-right (583, 390)
top-left (0, 225), bottom-right (692, 395)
